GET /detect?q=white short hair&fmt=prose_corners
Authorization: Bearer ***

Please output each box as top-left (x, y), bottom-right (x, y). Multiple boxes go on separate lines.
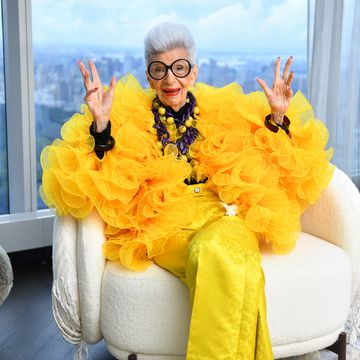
top-left (144, 23), bottom-right (197, 66)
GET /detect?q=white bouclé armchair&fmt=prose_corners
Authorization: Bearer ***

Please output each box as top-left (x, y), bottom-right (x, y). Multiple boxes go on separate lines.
top-left (52, 167), bottom-right (360, 359)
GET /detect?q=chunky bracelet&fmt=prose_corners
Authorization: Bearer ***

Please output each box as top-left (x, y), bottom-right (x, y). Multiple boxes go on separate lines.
top-left (93, 135), bottom-right (115, 152)
top-left (89, 121), bottom-right (115, 152)
top-left (264, 114), bottom-right (291, 138)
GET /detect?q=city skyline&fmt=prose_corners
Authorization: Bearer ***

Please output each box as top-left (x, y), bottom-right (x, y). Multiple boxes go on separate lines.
top-left (30, 49), bottom-right (308, 108)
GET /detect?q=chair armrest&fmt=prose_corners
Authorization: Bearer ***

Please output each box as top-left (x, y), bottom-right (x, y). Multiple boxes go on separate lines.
top-left (77, 209), bottom-right (106, 344)
top-left (52, 209), bottom-right (106, 347)
top-left (52, 214), bottom-right (82, 344)
top-left (301, 167), bottom-right (360, 300)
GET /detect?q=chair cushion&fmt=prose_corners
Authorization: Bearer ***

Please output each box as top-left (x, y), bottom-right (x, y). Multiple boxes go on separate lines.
top-left (101, 233), bottom-right (352, 357)
top-left (262, 233), bottom-right (351, 353)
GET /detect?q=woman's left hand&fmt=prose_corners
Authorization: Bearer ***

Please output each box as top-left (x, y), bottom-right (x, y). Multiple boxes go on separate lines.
top-left (256, 56), bottom-right (294, 125)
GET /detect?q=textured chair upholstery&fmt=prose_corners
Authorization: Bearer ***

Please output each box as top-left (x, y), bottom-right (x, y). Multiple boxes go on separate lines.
top-left (0, 245), bottom-right (13, 306)
top-left (52, 167), bottom-right (360, 359)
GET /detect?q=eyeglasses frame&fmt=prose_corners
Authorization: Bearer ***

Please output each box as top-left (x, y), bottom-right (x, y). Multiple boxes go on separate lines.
top-left (147, 58), bottom-right (193, 80)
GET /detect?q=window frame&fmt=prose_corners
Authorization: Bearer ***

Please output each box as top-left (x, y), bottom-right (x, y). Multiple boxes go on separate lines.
top-left (0, 0), bottom-right (53, 252)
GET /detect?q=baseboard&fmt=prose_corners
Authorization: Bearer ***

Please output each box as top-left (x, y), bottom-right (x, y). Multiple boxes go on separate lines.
top-left (8, 245), bottom-right (52, 267)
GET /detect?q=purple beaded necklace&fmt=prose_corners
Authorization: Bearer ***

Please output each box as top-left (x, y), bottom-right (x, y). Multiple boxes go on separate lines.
top-left (151, 92), bottom-right (200, 158)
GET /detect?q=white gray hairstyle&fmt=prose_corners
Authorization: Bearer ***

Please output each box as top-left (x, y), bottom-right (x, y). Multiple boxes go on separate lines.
top-left (144, 23), bottom-right (197, 66)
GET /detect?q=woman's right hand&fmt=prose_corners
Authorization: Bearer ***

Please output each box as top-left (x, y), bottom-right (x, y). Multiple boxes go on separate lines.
top-left (78, 60), bottom-right (116, 132)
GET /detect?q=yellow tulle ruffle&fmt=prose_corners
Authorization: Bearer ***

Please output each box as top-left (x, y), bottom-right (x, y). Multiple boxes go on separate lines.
top-left (40, 75), bottom-right (334, 270)
top-left (194, 82), bottom-right (334, 253)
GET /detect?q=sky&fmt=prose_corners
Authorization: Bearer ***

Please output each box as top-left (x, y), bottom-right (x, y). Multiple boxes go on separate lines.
top-left (31, 0), bottom-right (308, 53)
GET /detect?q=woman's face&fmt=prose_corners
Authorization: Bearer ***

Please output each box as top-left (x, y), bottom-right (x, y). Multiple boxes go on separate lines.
top-left (146, 47), bottom-right (198, 112)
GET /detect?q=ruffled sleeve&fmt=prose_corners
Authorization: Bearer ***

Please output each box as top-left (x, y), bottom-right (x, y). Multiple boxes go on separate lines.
top-left (194, 82), bottom-right (334, 254)
top-left (40, 105), bottom-right (100, 219)
top-left (40, 75), bottom-right (196, 271)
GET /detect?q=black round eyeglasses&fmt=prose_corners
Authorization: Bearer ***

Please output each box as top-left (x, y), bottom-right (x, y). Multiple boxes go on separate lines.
top-left (147, 59), bottom-right (192, 80)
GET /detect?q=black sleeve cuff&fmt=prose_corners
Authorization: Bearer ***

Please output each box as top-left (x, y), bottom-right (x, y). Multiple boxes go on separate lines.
top-left (89, 121), bottom-right (114, 159)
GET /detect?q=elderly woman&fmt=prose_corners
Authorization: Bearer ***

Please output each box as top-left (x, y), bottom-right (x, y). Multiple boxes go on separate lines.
top-left (40, 23), bottom-right (333, 359)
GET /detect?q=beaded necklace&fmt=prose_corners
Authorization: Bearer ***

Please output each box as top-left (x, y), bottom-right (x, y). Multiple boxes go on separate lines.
top-left (151, 92), bottom-right (201, 162)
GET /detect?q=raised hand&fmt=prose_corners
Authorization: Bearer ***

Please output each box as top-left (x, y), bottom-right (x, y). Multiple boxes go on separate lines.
top-left (256, 56), bottom-right (294, 125)
top-left (78, 60), bottom-right (116, 132)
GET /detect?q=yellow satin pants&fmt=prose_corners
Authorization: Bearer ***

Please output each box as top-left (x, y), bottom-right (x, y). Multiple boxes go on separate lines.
top-left (154, 184), bottom-right (274, 360)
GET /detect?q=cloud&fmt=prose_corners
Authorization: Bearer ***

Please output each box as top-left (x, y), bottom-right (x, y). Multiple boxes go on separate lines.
top-left (194, 0), bottom-right (306, 52)
top-left (195, 1), bottom-right (263, 50)
top-left (31, 0), bottom-right (307, 53)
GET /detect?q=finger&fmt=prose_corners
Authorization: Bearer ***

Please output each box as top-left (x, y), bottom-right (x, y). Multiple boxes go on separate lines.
top-left (88, 60), bottom-right (101, 84)
top-left (274, 57), bottom-right (281, 80)
top-left (256, 78), bottom-right (271, 96)
top-left (283, 56), bottom-right (293, 80)
top-left (83, 70), bottom-right (92, 90)
top-left (77, 60), bottom-right (87, 76)
top-left (286, 71), bottom-right (295, 87)
top-left (286, 88), bottom-right (294, 98)
top-left (78, 60), bottom-right (92, 90)
top-left (108, 76), bottom-right (116, 96)
top-left (84, 87), bottom-right (99, 99)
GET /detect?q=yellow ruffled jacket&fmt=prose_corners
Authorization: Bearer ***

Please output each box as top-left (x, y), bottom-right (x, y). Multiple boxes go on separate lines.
top-left (40, 75), bottom-right (334, 270)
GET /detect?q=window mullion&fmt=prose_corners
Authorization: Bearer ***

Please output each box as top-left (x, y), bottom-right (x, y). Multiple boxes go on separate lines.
top-left (2, 0), bottom-right (37, 213)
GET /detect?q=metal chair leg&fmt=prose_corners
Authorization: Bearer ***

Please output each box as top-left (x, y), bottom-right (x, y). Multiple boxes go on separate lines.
top-left (128, 354), bottom-right (137, 360)
top-left (325, 331), bottom-right (347, 360)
